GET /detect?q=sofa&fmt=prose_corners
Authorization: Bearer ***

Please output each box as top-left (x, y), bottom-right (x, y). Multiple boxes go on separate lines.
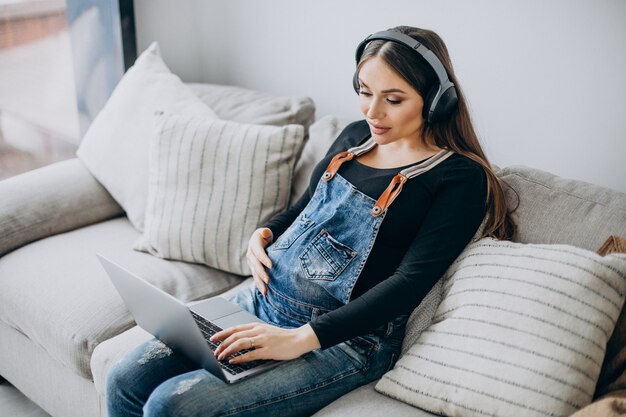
top-left (2, 68), bottom-right (626, 417)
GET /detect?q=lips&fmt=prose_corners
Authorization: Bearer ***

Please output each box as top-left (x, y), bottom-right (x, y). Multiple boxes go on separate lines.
top-left (369, 123), bottom-right (390, 135)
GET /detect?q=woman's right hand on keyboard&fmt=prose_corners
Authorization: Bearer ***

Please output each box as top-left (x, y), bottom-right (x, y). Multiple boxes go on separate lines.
top-left (246, 227), bottom-right (273, 296)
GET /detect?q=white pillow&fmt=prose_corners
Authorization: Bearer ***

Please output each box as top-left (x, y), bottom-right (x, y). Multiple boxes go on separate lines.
top-left (376, 237), bottom-right (626, 417)
top-left (133, 112), bottom-right (305, 276)
top-left (76, 41), bottom-right (218, 231)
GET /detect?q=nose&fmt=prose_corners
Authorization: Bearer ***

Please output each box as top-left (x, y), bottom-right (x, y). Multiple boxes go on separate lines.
top-left (366, 96), bottom-right (385, 121)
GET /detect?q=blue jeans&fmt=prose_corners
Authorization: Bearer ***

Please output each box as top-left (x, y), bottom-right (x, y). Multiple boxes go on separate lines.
top-left (106, 329), bottom-right (402, 417)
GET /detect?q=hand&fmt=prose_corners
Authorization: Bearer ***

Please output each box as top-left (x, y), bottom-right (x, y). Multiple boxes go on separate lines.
top-left (246, 227), bottom-right (274, 296)
top-left (210, 322), bottom-right (321, 364)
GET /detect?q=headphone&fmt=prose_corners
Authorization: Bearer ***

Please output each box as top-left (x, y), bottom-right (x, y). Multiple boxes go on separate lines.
top-left (353, 30), bottom-right (458, 124)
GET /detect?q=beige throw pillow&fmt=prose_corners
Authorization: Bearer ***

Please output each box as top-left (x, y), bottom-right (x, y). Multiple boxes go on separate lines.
top-left (133, 112), bottom-right (305, 276)
top-left (376, 237), bottom-right (626, 417)
top-left (76, 41), bottom-right (218, 231)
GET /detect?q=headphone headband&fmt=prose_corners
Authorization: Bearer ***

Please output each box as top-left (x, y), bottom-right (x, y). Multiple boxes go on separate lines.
top-left (354, 30), bottom-right (458, 123)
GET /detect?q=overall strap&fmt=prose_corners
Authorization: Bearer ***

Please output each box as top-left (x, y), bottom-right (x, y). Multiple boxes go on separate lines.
top-left (371, 149), bottom-right (454, 217)
top-left (322, 138), bottom-right (377, 182)
top-left (321, 137), bottom-right (454, 217)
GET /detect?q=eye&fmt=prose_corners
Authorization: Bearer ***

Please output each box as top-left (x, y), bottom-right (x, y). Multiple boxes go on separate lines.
top-left (359, 90), bottom-right (372, 97)
top-left (386, 98), bottom-right (402, 105)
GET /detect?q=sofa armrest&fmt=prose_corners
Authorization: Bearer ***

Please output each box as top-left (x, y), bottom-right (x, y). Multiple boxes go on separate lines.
top-left (0, 158), bottom-right (124, 256)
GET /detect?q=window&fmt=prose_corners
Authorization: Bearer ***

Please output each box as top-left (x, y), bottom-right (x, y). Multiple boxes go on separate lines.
top-left (0, 0), bottom-right (136, 180)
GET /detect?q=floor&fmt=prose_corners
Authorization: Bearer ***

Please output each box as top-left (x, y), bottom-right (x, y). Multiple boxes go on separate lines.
top-left (0, 379), bottom-right (51, 417)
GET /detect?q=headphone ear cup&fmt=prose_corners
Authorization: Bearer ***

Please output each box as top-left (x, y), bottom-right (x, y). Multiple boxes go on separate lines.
top-left (423, 85), bottom-right (439, 123)
top-left (424, 84), bottom-right (458, 123)
top-left (437, 85), bottom-right (458, 121)
top-left (353, 71), bottom-right (360, 94)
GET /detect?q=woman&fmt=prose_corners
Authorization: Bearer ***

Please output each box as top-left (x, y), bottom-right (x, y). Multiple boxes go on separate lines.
top-left (106, 25), bottom-right (515, 417)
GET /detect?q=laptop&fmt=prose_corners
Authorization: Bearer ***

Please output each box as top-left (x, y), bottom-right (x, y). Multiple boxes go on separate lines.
top-left (96, 254), bottom-right (281, 384)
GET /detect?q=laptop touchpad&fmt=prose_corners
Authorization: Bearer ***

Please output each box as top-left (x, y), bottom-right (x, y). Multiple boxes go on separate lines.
top-left (213, 311), bottom-right (263, 330)
top-left (190, 297), bottom-right (242, 320)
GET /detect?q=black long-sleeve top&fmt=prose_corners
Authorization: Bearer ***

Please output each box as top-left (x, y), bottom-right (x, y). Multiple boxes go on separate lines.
top-left (264, 120), bottom-right (488, 349)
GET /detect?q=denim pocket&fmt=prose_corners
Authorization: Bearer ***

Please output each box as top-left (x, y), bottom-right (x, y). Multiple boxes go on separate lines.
top-left (269, 214), bottom-right (315, 251)
top-left (299, 230), bottom-right (357, 281)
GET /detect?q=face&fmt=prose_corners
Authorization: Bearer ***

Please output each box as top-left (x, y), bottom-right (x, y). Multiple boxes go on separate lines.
top-left (357, 56), bottom-right (426, 147)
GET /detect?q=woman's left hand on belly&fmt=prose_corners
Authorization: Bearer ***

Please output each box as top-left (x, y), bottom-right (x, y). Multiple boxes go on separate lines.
top-left (210, 322), bottom-right (321, 363)
top-left (246, 227), bottom-right (274, 296)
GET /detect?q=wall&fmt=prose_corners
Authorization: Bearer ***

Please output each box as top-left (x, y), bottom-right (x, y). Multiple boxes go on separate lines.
top-left (134, 0), bottom-right (626, 194)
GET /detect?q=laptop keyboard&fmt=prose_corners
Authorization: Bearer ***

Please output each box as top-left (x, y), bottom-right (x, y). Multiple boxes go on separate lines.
top-left (190, 311), bottom-right (269, 375)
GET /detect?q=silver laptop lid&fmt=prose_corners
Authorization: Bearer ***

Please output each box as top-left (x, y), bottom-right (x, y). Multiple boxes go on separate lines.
top-left (96, 254), bottom-right (227, 381)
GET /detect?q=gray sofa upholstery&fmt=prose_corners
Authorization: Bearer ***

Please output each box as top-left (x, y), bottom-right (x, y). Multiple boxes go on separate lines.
top-left (1, 88), bottom-right (625, 417)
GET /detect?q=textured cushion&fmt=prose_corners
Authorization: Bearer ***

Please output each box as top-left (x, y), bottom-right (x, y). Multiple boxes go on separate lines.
top-left (596, 235), bottom-right (626, 397)
top-left (91, 325), bottom-right (154, 401)
top-left (499, 165), bottom-right (626, 250)
top-left (76, 41), bottom-right (218, 232)
top-left (0, 217), bottom-right (241, 380)
top-left (312, 382), bottom-right (439, 417)
top-left (376, 237), bottom-right (626, 417)
top-left (401, 279), bottom-right (444, 355)
top-left (290, 115), bottom-right (352, 205)
top-left (186, 82), bottom-right (315, 130)
top-left (0, 158), bottom-right (123, 257)
top-left (133, 112), bottom-right (305, 276)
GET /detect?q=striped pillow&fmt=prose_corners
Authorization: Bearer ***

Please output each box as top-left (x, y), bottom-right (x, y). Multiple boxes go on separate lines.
top-left (133, 112), bottom-right (305, 276)
top-left (376, 237), bottom-right (626, 417)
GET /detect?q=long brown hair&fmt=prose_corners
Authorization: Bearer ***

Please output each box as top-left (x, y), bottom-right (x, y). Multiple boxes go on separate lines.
top-left (357, 25), bottom-right (516, 240)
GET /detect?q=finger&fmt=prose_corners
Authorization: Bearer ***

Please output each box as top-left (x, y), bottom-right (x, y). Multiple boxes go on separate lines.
top-left (215, 324), bottom-right (266, 358)
top-left (249, 269), bottom-right (264, 292)
top-left (248, 262), bottom-right (268, 296)
top-left (253, 260), bottom-right (270, 284)
top-left (210, 323), bottom-right (256, 343)
top-left (215, 327), bottom-right (259, 357)
top-left (253, 276), bottom-right (266, 295)
top-left (247, 252), bottom-right (270, 283)
top-left (257, 266), bottom-right (270, 285)
top-left (223, 326), bottom-right (262, 348)
top-left (229, 348), bottom-right (262, 364)
top-left (259, 228), bottom-right (273, 245)
top-left (212, 324), bottom-right (262, 360)
top-left (251, 271), bottom-right (267, 295)
top-left (246, 258), bottom-right (267, 294)
top-left (217, 335), bottom-right (258, 361)
top-left (253, 247), bottom-right (272, 269)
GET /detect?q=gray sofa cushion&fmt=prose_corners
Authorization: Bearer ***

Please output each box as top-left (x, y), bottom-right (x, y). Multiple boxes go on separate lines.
top-left (499, 165), bottom-right (626, 249)
top-left (0, 158), bottom-right (123, 257)
top-left (186, 82), bottom-right (315, 130)
top-left (0, 217), bottom-right (242, 380)
top-left (312, 381), bottom-right (439, 417)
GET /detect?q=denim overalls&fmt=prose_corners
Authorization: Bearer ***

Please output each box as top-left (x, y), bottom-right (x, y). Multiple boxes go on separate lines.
top-left (235, 137), bottom-right (453, 339)
top-left (106, 138), bottom-right (453, 417)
